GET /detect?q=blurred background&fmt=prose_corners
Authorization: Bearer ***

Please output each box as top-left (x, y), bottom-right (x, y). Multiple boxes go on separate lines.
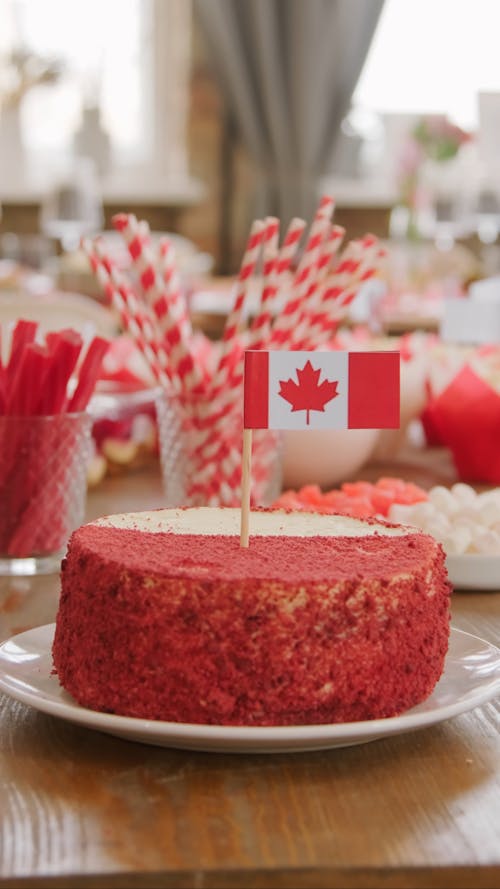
top-left (3, 0), bottom-right (500, 496)
top-left (2, 0), bottom-right (500, 273)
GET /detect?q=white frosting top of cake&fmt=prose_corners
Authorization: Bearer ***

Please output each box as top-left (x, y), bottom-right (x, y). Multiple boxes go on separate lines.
top-left (93, 507), bottom-right (414, 538)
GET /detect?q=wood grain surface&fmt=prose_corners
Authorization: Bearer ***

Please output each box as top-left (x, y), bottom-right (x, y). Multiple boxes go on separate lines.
top-left (1, 453), bottom-right (499, 889)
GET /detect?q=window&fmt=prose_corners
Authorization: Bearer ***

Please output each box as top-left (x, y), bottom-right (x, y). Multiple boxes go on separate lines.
top-left (0, 0), bottom-right (197, 200)
top-left (354, 0), bottom-right (500, 129)
top-left (321, 0), bottom-right (500, 204)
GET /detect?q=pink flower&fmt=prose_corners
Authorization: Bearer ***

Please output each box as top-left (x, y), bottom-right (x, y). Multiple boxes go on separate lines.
top-left (398, 137), bottom-right (424, 177)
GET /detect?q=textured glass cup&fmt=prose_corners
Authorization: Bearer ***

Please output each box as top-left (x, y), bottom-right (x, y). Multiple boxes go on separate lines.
top-left (0, 413), bottom-right (92, 575)
top-left (156, 394), bottom-right (282, 508)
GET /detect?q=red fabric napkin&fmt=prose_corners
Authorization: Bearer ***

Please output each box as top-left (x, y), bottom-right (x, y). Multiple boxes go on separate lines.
top-left (423, 364), bottom-right (500, 483)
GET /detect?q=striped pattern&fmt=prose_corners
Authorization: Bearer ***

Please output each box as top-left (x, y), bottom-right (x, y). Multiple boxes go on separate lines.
top-left (112, 214), bottom-right (203, 394)
top-left (248, 216), bottom-right (305, 351)
top-left (271, 196), bottom-right (335, 346)
top-left (81, 195), bottom-right (385, 507)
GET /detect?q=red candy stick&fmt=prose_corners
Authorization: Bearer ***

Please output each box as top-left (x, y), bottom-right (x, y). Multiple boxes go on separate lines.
top-left (36, 330), bottom-right (83, 415)
top-left (7, 343), bottom-right (52, 415)
top-left (68, 337), bottom-right (110, 412)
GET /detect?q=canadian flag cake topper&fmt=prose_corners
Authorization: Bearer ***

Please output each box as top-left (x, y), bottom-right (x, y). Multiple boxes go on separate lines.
top-left (240, 349), bottom-right (400, 546)
top-left (244, 350), bottom-right (400, 431)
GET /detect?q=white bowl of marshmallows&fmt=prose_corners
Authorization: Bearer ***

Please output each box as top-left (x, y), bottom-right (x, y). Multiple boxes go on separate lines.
top-left (388, 483), bottom-right (500, 590)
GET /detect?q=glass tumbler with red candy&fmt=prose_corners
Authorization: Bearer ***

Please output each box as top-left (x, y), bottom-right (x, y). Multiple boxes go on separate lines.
top-left (0, 322), bottom-right (108, 575)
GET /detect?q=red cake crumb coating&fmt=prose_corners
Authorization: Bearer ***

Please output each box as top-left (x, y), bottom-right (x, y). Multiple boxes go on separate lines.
top-left (52, 509), bottom-right (451, 726)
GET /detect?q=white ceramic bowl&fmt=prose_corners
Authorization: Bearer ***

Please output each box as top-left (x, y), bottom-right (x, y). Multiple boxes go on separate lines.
top-left (282, 427), bottom-right (379, 490)
top-left (373, 351), bottom-right (429, 460)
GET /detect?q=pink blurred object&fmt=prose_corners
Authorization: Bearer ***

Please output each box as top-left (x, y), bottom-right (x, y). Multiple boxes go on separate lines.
top-left (423, 364), bottom-right (500, 484)
top-left (97, 335), bottom-right (155, 390)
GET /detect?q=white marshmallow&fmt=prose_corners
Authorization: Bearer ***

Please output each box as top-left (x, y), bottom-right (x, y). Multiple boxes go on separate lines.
top-left (477, 487), bottom-right (500, 505)
top-left (423, 515), bottom-right (452, 542)
top-left (405, 501), bottom-right (437, 523)
top-left (441, 526), bottom-right (472, 555)
top-left (470, 528), bottom-right (500, 554)
top-left (387, 504), bottom-right (418, 525)
top-left (451, 483), bottom-right (477, 505)
top-left (477, 499), bottom-right (500, 527)
top-left (451, 505), bottom-right (482, 524)
top-left (454, 515), bottom-right (482, 533)
top-left (428, 486), bottom-right (460, 516)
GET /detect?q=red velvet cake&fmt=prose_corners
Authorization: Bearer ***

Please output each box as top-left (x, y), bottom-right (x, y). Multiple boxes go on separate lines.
top-left (52, 508), bottom-right (451, 726)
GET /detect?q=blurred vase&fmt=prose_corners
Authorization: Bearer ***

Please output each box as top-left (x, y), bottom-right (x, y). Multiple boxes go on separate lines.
top-left (73, 105), bottom-right (111, 178)
top-left (389, 204), bottom-right (421, 242)
top-left (40, 156), bottom-right (103, 252)
top-left (0, 105), bottom-right (24, 183)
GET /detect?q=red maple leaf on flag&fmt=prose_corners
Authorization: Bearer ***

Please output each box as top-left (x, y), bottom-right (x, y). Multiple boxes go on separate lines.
top-left (278, 360), bottom-right (339, 425)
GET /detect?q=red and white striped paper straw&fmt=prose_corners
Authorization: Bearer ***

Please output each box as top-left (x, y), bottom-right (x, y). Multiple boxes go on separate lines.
top-left (248, 216), bottom-right (306, 350)
top-left (308, 223), bottom-right (345, 302)
top-left (82, 237), bottom-right (173, 391)
top-left (197, 217), bottom-right (266, 448)
top-left (290, 223), bottom-right (345, 348)
top-left (246, 216), bottom-right (279, 349)
top-left (112, 214), bottom-right (204, 395)
top-left (198, 206), bottom-right (330, 479)
top-left (298, 235), bottom-right (384, 348)
top-left (157, 234), bottom-right (192, 339)
top-left (271, 195), bottom-right (335, 346)
top-left (215, 219), bottom-right (265, 373)
top-left (135, 218), bottom-right (193, 345)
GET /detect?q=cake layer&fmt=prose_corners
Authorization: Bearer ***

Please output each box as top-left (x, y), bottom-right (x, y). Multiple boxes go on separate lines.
top-left (82, 509), bottom-right (423, 584)
top-left (53, 508), bottom-right (451, 726)
top-left (94, 507), bottom-right (411, 536)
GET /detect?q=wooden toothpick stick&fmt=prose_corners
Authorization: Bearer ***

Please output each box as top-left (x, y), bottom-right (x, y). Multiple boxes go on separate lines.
top-left (240, 428), bottom-right (253, 547)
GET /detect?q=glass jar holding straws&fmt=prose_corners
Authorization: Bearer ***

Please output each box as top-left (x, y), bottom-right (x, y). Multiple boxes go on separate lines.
top-left (155, 391), bottom-right (282, 507)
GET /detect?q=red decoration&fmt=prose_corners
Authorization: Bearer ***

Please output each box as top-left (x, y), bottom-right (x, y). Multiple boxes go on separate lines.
top-left (422, 364), bottom-right (500, 484)
top-left (278, 360), bottom-right (339, 425)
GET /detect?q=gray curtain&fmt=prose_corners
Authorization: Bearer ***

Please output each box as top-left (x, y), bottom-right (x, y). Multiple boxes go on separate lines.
top-left (194, 0), bottom-right (384, 224)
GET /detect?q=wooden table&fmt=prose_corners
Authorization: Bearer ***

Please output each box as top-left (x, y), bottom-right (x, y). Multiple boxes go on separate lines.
top-left (1, 456), bottom-right (499, 889)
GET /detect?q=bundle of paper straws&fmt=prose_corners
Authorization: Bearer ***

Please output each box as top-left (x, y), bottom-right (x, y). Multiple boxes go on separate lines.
top-left (83, 194), bottom-right (385, 506)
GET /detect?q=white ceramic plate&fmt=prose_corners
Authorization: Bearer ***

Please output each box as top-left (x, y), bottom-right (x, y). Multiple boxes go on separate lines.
top-left (0, 291), bottom-right (117, 338)
top-left (446, 554), bottom-right (500, 591)
top-left (0, 625), bottom-right (499, 754)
